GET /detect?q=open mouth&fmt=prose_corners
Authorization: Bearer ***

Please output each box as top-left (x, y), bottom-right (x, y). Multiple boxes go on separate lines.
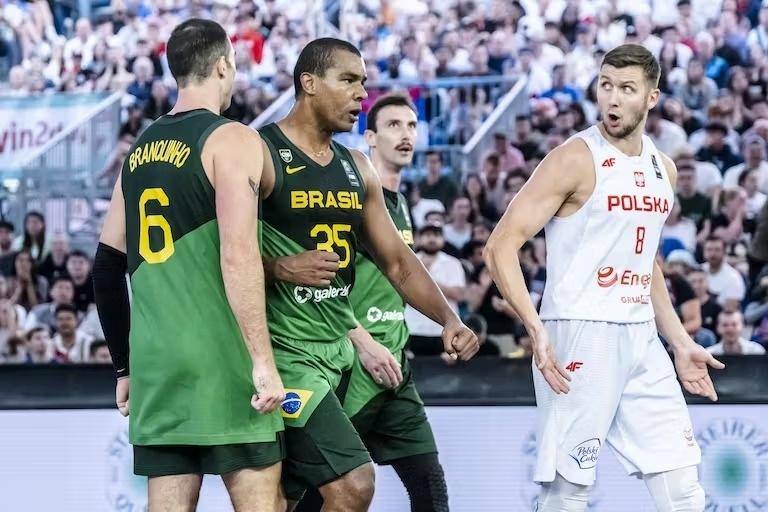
top-left (607, 112), bottom-right (621, 124)
top-left (348, 108), bottom-right (362, 122)
top-left (395, 143), bottom-right (413, 153)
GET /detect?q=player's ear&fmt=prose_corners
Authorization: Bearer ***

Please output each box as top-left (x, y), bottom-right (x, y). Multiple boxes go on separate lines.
top-left (646, 85), bottom-right (661, 110)
top-left (215, 55), bottom-right (228, 79)
top-left (300, 72), bottom-right (317, 96)
top-left (364, 129), bottom-right (376, 148)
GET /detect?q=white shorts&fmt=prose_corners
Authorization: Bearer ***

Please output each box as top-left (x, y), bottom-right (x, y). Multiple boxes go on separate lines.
top-left (533, 320), bottom-right (701, 486)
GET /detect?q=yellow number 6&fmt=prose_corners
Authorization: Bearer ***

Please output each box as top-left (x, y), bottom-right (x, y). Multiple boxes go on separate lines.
top-left (139, 188), bottom-right (175, 264)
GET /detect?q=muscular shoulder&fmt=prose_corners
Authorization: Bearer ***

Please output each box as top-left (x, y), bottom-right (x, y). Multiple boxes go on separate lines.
top-left (349, 149), bottom-right (380, 189)
top-left (206, 121), bottom-right (263, 150)
top-left (533, 137), bottom-right (593, 192)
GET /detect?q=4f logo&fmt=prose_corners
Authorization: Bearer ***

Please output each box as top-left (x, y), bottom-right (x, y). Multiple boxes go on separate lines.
top-left (565, 361), bottom-right (583, 372)
top-left (601, 158), bottom-right (615, 168)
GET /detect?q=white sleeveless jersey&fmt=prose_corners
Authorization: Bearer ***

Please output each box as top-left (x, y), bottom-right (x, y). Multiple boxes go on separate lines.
top-left (538, 125), bottom-right (674, 323)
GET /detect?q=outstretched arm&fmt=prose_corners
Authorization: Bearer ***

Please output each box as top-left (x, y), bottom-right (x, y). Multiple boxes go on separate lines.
top-left (352, 151), bottom-right (478, 360)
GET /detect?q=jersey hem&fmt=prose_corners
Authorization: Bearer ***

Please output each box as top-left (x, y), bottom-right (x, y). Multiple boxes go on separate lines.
top-left (130, 429), bottom-right (284, 446)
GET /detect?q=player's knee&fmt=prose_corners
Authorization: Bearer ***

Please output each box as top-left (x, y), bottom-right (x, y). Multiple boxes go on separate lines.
top-left (335, 463), bottom-right (375, 508)
top-left (644, 466), bottom-right (705, 512)
top-left (536, 473), bottom-right (591, 512)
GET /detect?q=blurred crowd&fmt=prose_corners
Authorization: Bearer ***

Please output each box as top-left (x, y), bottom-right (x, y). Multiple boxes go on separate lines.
top-left (0, 211), bottom-right (107, 364)
top-left (3, 0), bottom-right (768, 362)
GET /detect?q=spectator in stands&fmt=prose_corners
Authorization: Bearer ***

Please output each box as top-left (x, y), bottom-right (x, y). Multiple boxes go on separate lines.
top-left (52, 304), bottom-right (92, 363)
top-left (142, 79), bottom-right (172, 120)
top-left (663, 251), bottom-right (716, 347)
top-left (0, 299), bottom-right (21, 359)
top-left (443, 196), bottom-right (473, 255)
top-left (462, 173), bottom-right (498, 222)
top-left (674, 148), bottom-right (723, 196)
top-left (12, 211), bottom-right (47, 265)
top-left (466, 263), bottom-right (519, 356)
top-left (676, 161), bottom-right (712, 232)
top-left (485, 132), bottom-right (525, 174)
top-left (515, 46), bottom-right (551, 96)
top-left (747, 2), bottom-right (768, 55)
top-left (708, 310), bottom-right (767, 355)
top-left (37, 231), bottom-right (69, 284)
top-left (740, 169), bottom-right (768, 221)
top-left (695, 31), bottom-right (730, 89)
top-left (687, 269), bottom-right (723, 336)
top-left (511, 114), bottom-right (541, 162)
top-left (662, 202), bottom-right (698, 254)
top-left (697, 121), bottom-right (744, 174)
top-left (0, 220), bottom-right (16, 277)
top-left (23, 327), bottom-right (54, 364)
top-left (8, 250), bottom-right (48, 312)
top-left (405, 223), bottom-right (465, 355)
top-left (126, 55), bottom-right (154, 104)
top-left (480, 153), bottom-right (507, 214)
top-left (419, 150), bottom-right (457, 209)
top-left (65, 250), bottom-right (94, 314)
top-left (675, 57), bottom-right (718, 116)
top-left (711, 187), bottom-right (748, 244)
top-left (744, 262), bottom-right (768, 345)
top-left (89, 339), bottom-right (112, 364)
top-left (723, 135), bottom-right (768, 191)
top-left (24, 276), bottom-right (75, 333)
top-left (647, 105), bottom-right (688, 155)
top-left (703, 236), bottom-right (746, 310)
top-left (541, 64), bottom-right (580, 106)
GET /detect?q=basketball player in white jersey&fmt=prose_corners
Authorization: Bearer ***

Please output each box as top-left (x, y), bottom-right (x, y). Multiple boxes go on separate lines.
top-left (484, 44), bottom-right (725, 512)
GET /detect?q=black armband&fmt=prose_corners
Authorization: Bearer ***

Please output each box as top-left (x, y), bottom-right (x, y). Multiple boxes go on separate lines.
top-left (93, 242), bottom-right (130, 379)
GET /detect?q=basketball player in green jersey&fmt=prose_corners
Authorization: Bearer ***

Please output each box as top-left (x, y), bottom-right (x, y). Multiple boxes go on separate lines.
top-left (294, 94), bottom-right (452, 512)
top-left (257, 39), bottom-right (478, 511)
top-left (93, 19), bottom-right (285, 511)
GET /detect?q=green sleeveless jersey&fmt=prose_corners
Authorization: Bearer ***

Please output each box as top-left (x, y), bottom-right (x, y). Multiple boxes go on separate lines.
top-left (349, 189), bottom-right (413, 353)
top-left (122, 109), bottom-right (282, 445)
top-left (259, 123), bottom-right (367, 342)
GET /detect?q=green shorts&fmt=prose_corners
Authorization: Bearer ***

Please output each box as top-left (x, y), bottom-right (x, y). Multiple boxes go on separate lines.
top-left (133, 433), bottom-right (285, 477)
top-left (273, 335), bottom-right (371, 501)
top-left (345, 349), bottom-right (438, 464)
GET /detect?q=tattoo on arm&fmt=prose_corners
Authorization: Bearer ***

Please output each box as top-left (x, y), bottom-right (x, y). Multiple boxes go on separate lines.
top-left (397, 267), bottom-right (413, 289)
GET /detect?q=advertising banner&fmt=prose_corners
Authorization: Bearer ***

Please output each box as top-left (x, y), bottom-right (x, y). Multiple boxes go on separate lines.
top-left (0, 405), bottom-right (766, 511)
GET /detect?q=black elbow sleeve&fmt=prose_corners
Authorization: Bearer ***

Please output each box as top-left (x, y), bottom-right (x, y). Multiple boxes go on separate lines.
top-left (93, 242), bottom-right (130, 379)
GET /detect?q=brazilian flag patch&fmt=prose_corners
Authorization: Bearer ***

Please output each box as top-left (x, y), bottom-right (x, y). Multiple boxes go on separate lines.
top-left (280, 388), bottom-right (314, 419)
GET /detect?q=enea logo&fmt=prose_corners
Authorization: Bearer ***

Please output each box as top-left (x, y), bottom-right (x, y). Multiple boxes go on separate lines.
top-left (596, 266), bottom-right (652, 289)
top-left (597, 266), bottom-right (618, 288)
top-left (698, 418), bottom-right (768, 510)
top-left (280, 388), bottom-right (314, 419)
top-left (293, 284), bottom-right (351, 304)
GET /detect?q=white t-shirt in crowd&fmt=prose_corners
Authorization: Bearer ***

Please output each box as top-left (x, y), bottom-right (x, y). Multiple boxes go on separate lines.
top-left (702, 262), bottom-right (746, 306)
top-left (405, 251), bottom-right (465, 336)
top-left (707, 339), bottom-right (766, 355)
top-left (662, 219), bottom-right (698, 253)
top-left (442, 223), bottom-right (472, 251)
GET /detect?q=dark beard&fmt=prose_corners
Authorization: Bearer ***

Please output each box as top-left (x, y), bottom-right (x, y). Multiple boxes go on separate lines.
top-left (605, 109), bottom-right (645, 139)
top-left (421, 246), bottom-right (441, 255)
